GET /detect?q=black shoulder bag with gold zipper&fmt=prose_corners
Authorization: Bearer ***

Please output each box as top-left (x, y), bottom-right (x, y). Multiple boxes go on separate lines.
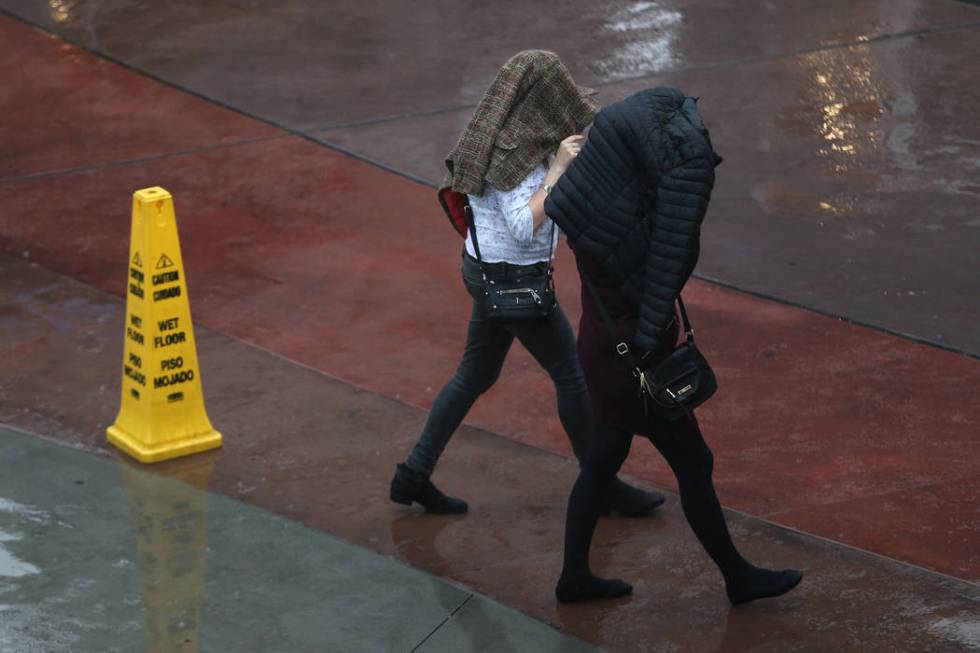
top-left (465, 200), bottom-right (557, 323)
top-left (582, 274), bottom-right (717, 422)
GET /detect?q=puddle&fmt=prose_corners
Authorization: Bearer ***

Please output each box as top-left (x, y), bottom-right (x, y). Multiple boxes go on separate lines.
top-left (0, 528), bottom-right (40, 578)
top-left (928, 616), bottom-right (980, 651)
top-left (0, 497), bottom-right (45, 577)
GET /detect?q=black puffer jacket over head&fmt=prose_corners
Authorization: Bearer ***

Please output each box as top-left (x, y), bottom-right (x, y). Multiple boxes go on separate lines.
top-left (544, 87), bottom-right (721, 352)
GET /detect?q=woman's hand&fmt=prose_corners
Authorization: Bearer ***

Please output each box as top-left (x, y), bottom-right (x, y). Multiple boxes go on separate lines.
top-left (529, 133), bottom-right (587, 231)
top-left (552, 135), bottom-right (586, 173)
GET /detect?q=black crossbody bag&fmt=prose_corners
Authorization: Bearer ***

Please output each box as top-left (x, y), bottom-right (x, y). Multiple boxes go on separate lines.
top-left (582, 274), bottom-right (717, 422)
top-left (465, 200), bottom-right (557, 323)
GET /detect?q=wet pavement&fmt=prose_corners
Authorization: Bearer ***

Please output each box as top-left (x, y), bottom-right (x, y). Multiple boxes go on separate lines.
top-left (2, 11), bottom-right (979, 580)
top-left (3, 1), bottom-right (978, 353)
top-left (2, 256), bottom-right (979, 652)
top-left (0, 426), bottom-right (596, 652)
top-left (1, 1), bottom-right (979, 650)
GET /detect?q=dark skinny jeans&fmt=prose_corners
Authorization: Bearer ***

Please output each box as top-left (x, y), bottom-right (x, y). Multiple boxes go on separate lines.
top-left (405, 252), bottom-right (593, 475)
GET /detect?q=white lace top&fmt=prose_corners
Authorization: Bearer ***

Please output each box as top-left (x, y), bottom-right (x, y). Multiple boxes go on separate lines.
top-left (464, 163), bottom-right (561, 264)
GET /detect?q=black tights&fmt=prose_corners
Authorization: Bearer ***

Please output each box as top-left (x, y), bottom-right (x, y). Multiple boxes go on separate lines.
top-left (561, 417), bottom-right (751, 583)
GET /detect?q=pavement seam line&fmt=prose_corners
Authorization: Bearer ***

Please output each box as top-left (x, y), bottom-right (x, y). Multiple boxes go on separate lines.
top-left (0, 9), bottom-right (432, 191)
top-left (303, 133), bottom-right (437, 186)
top-left (311, 102), bottom-right (478, 132)
top-left (3, 9), bottom-right (978, 358)
top-left (0, 134), bottom-right (289, 185)
top-left (305, 19), bottom-right (980, 133)
top-left (762, 470), bottom-right (980, 519)
top-left (2, 258), bottom-right (978, 592)
top-left (693, 273), bottom-right (980, 360)
top-left (729, 512), bottom-right (980, 595)
top-left (407, 593), bottom-right (474, 652)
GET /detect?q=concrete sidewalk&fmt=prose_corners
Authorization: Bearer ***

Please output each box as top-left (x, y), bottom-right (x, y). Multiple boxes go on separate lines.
top-left (0, 425), bottom-right (595, 652)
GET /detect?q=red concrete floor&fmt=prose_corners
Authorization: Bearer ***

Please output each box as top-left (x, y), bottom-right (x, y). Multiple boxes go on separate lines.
top-left (0, 17), bottom-right (280, 180)
top-left (1, 15), bottom-right (978, 586)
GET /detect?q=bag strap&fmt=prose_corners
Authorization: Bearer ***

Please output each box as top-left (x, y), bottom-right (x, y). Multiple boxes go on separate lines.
top-left (581, 272), bottom-right (640, 367)
top-left (676, 295), bottom-right (693, 337)
top-left (546, 218), bottom-right (556, 266)
top-left (463, 200), bottom-right (485, 263)
top-left (582, 271), bottom-right (699, 420)
top-left (580, 270), bottom-right (692, 364)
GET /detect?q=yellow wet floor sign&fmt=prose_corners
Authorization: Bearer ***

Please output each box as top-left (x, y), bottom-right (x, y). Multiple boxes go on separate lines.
top-left (107, 187), bottom-right (222, 463)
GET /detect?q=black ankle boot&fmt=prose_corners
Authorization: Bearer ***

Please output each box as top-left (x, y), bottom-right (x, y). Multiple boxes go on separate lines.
top-left (601, 477), bottom-right (666, 517)
top-left (389, 463), bottom-right (468, 514)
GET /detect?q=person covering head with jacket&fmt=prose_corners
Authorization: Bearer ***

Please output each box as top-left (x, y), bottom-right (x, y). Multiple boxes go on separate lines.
top-left (443, 49), bottom-right (599, 196)
top-left (546, 87), bottom-right (803, 604)
top-left (390, 50), bottom-right (666, 519)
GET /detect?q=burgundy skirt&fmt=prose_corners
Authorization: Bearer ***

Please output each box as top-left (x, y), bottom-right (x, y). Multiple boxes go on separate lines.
top-left (571, 246), bottom-right (680, 436)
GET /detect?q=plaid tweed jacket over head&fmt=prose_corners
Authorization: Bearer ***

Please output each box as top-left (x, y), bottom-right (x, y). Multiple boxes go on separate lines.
top-left (442, 50), bottom-right (599, 197)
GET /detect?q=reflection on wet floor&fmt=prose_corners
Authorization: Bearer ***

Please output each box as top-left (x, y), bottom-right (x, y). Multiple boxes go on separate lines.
top-left (764, 17), bottom-right (917, 225)
top-left (593, 2), bottom-right (684, 79)
top-left (122, 455), bottom-right (215, 653)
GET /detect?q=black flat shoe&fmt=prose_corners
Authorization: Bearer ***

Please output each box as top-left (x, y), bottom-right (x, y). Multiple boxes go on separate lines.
top-left (726, 568), bottom-right (803, 605)
top-left (556, 572), bottom-right (633, 603)
top-left (601, 477), bottom-right (666, 517)
top-left (389, 463), bottom-right (468, 515)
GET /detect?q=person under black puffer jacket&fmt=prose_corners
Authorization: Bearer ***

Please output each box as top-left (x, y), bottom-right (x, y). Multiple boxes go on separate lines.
top-left (548, 86), bottom-right (720, 355)
top-left (546, 87), bottom-right (804, 605)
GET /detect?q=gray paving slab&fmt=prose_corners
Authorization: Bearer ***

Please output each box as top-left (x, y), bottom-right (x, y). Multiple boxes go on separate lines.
top-left (2, 0), bottom-right (979, 129)
top-left (415, 594), bottom-right (595, 653)
top-left (0, 426), bottom-right (594, 652)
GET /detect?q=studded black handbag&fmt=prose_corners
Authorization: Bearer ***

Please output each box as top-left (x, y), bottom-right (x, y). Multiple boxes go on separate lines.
top-left (582, 274), bottom-right (717, 422)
